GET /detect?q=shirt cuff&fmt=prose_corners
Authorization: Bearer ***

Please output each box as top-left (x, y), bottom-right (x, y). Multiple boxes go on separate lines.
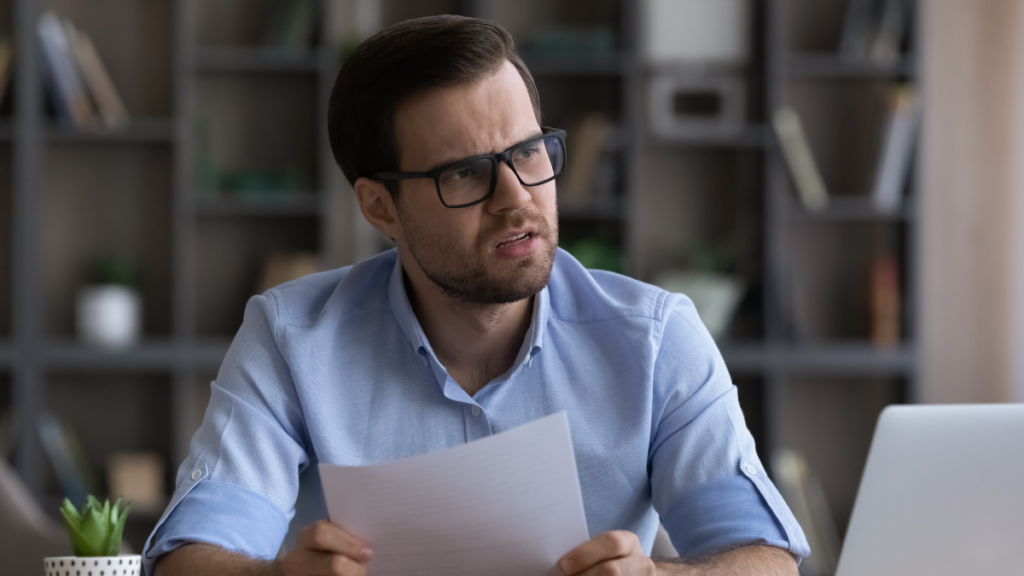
top-left (662, 473), bottom-right (806, 560)
top-left (142, 479), bottom-right (289, 574)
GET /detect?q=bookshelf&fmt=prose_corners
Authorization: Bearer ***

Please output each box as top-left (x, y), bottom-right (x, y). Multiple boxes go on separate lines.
top-left (3, 0), bottom-right (919, 553)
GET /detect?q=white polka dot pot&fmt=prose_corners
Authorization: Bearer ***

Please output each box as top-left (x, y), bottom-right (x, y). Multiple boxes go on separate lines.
top-left (43, 555), bottom-right (141, 576)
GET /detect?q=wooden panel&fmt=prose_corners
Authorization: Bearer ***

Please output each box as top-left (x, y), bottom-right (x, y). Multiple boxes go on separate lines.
top-left (40, 144), bottom-right (173, 339)
top-left (195, 216), bottom-right (318, 337)
top-left (382, 0), bottom-right (462, 26)
top-left (783, 221), bottom-right (902, 341)
top-left (195, 0), bottom-right (282, 46)
top-left (629, 148), bottom-right (762, 282)
top-left (784, 0), bottom-right (848, 53)
top-left (786, 79), bottom-right (891, 198)
top-left (0, 145), bottom-right (10, 338)
top-left (779, 375), bottom-right (901, 537)
top-left (196, 74), bottom-right (319, 191)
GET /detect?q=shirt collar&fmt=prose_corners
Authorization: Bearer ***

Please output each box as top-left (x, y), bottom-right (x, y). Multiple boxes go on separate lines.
top-left (386, 249), bottom-right (549, 363)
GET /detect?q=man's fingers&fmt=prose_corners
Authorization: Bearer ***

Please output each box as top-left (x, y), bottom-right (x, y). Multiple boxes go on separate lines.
top-left (297, 521), bottom-right (373, 561)
top-left (306, 550), bottom-right (369, 576)
top-left (559, 531), bottom-right (639, 574)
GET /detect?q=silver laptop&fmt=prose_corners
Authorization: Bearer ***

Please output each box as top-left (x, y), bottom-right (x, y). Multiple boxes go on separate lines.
top-left (836, 403), bottom-right (1024, 575)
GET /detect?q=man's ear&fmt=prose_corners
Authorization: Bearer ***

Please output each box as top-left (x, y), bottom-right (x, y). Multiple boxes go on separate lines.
top-left (354, 177), bottom-right (403, 242)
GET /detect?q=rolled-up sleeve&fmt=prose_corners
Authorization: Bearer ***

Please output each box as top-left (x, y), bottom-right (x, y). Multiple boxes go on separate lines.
top-left (649, 294), bottom-right (810, 562)
top-left (143, 293), bottom-right (310, 573)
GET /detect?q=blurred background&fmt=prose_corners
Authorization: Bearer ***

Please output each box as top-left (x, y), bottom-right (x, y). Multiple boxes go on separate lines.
top-left (1, 0), bottom-right (1023, 574)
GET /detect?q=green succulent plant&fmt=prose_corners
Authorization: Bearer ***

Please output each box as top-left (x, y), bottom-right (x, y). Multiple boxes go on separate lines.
top-left (59, 496), bottom-right (131, 557)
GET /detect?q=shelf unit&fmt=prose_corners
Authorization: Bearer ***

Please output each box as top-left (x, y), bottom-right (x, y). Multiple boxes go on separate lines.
top-left (2, 0), bottom-right (921, 552)
top-left (2, 0), bottom-right (338, 551)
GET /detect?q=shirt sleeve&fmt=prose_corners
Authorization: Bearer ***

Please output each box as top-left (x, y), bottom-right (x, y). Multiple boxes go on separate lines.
top-left (649, 293), bottom-right (810, 562)
top-left (142, 293), bottom-right (310, 573)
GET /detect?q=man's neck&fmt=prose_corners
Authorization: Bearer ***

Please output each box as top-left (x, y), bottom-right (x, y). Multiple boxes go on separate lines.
top-left (402, 265), bottom-right (534, 397)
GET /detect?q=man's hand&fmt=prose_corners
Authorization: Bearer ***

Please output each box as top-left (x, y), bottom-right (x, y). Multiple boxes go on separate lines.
top-left (558, 530), bottom-right (656, 575)
top-left (281, 521), bottom-right (374, 576)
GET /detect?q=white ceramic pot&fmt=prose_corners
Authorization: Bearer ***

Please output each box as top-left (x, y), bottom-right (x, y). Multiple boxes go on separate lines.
top-left (43, 555), bottom-right (141, 576)
top-left (76, 285), bottom-right (142, 348)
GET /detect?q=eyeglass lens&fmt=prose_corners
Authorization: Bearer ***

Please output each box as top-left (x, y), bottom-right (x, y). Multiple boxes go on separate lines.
top-left (437, 134), bottom-right (565, 206)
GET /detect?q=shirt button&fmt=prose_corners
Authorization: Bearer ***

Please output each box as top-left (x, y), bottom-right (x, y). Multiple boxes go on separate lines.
top-left (745, 464), bottom-right (757, 476)
top-left (191, 469), bottom-right (203, 481)
top-left (471, 406), bottom-right (481, 417)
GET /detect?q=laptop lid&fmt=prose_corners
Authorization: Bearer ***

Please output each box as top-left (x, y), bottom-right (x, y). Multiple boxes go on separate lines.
top-left (836, 404), bottom-right (1024, 576)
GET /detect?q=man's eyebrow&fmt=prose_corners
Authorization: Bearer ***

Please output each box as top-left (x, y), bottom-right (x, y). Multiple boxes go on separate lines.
top-left (425, 130), bottom-right (545, 172)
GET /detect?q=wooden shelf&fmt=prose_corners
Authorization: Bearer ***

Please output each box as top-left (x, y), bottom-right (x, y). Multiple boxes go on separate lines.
top-left (194, 193), bottom-right (320, 217)
top-left (43, 340), bottom-right (180, 371)
top-left (645, 125), bottom-right (771, 149)
top-left (720, 342), bottom-right (916, 375)
top-left (559, 197), bottom-right (626, 221)
top-left (46, 117), bottom-right (176, 144)
top-left (520, 52), bottom-right (628, 76)
top-left (193, 46), bottom-right (326, 73)
top-left (784, 196), bottom-right (915, 222)
top-left (41, 340), bottom-right (231, 371)
top-left (784, 53), bottom-right (915, 79)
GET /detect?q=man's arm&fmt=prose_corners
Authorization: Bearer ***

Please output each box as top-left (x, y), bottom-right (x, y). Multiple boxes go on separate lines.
top-left (155, 543), bottom-right (279, 576)
top-left (655, 544), bottom-right (798, 575)
top-left (559, 530), bottom-right (797, 576)
top-left (155, 521), bottom-right (373, 576)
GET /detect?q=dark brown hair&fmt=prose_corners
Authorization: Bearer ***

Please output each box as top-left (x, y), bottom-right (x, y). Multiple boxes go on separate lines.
top-left (327, 15), bottom-right (541, 198)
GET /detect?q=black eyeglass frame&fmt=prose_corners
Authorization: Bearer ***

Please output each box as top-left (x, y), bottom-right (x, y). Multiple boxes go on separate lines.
top-left (372, 127), bottom-right (567, 208)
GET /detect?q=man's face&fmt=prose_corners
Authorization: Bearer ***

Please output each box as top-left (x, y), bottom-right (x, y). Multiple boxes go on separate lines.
top-left (390, 60), bottom-right (558, 305)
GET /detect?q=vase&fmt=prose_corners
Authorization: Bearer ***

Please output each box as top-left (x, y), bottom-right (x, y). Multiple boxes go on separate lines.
top-left (43, 555), bottom-right (142, 576)
top-left (76, 284), bottom-right (142, 348)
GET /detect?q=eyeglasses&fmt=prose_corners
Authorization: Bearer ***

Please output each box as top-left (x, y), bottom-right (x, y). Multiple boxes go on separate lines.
top-left (373, 127), bottom-right (567, 208)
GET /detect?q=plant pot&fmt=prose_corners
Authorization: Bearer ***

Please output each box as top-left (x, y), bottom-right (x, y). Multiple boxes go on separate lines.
top-left (44, 555), bottom-right (141, 576)
top-left (76, 284), bottom-right (142, 348)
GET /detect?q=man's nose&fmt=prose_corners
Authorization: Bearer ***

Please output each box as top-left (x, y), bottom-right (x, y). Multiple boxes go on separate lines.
top-left (488, 160), bottom-right (533, 213)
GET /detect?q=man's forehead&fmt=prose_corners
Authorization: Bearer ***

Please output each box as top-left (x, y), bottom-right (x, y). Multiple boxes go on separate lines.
top-left (393, 61), bottom-right (539, 169)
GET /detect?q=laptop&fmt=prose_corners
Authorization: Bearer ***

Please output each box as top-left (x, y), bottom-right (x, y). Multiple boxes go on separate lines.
top-left (836, 403), bottom-right (1024, 575)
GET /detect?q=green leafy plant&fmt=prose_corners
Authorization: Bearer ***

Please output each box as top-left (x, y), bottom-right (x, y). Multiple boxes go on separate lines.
top-left (59, 496), bottom-right (130, 557)
top-left (86, 255), bottom-right (143, 289)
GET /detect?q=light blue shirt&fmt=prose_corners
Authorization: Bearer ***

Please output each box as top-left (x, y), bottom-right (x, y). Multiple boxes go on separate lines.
top-left (143, 248), bottom-right (809, 573)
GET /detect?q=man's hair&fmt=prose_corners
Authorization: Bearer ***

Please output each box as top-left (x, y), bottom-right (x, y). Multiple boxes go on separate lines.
top-left (327, 15), bottom-right (541, 198)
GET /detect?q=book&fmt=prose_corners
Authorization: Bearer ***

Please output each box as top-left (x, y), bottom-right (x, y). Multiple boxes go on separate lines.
top-left (840, 0), bottom-right (879, 61)
top-left (871, 255), bottom-right (900, 347)
top-left (264, 0), bottom-right (317, 51)
top-left (871, 84), bottom-right (920, 214)
top-left (37, 413), bottom-right (92, 507)
top-left (559, 112), bottom-right (610, 209)
top-left (773, 450), bottom-right (841, 576)
top-left (869, 0), bottom-right (910, 66)
top-left (63, 20), bottom-right (129, 131)
top-left (772, 106), bottom-right (828, 212)
top-left (37, 11), bottom-right (94, 130)
top-left (257, 251), bottom-right (320, 293)
top-left (0, 38), bottom-right (14, 110)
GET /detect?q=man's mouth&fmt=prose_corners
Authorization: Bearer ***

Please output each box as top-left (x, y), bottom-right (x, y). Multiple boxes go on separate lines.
top-left (496, 232), bottom-right (532, 248)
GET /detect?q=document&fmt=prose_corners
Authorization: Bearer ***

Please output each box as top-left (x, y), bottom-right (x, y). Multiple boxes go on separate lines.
top-left (318, 411), bottom-right (590, 576)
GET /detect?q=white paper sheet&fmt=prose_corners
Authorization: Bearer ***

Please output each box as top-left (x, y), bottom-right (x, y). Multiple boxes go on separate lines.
top-left (318, 411), bottom-right (590, 576)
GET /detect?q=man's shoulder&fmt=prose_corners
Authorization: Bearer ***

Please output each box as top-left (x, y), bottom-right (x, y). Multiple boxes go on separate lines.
top-left (548, 248), bottom-right (670, 324)
top-left (262, 249), bottom-right (397, 328)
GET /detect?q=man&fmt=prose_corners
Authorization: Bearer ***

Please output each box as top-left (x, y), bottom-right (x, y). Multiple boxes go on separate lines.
top-left (146, 15), bottom-right (808, 576)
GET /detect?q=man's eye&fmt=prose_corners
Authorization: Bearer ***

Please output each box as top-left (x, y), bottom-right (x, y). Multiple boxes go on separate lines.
top-left (517, 146), bottom-right (540, 159)
top-left (453, 168), bottom-right (476, 179)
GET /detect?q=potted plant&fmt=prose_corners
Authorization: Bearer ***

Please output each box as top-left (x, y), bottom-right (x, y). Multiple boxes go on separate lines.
top-left (44, 496), bottom-right (140, 576)
top-left (76, 255), bottom-right (143, 349)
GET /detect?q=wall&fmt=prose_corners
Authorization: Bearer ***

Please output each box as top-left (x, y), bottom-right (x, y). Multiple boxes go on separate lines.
top-left (919, 0), bottom-right (1024, 403)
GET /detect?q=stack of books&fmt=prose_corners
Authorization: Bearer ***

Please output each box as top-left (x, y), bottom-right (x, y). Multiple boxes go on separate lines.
top-left (37, 10), bottom-right (129, 132)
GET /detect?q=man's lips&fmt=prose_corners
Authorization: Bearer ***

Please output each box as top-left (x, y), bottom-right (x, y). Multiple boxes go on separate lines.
top-left (494, 227), bottom-right (537, 249)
